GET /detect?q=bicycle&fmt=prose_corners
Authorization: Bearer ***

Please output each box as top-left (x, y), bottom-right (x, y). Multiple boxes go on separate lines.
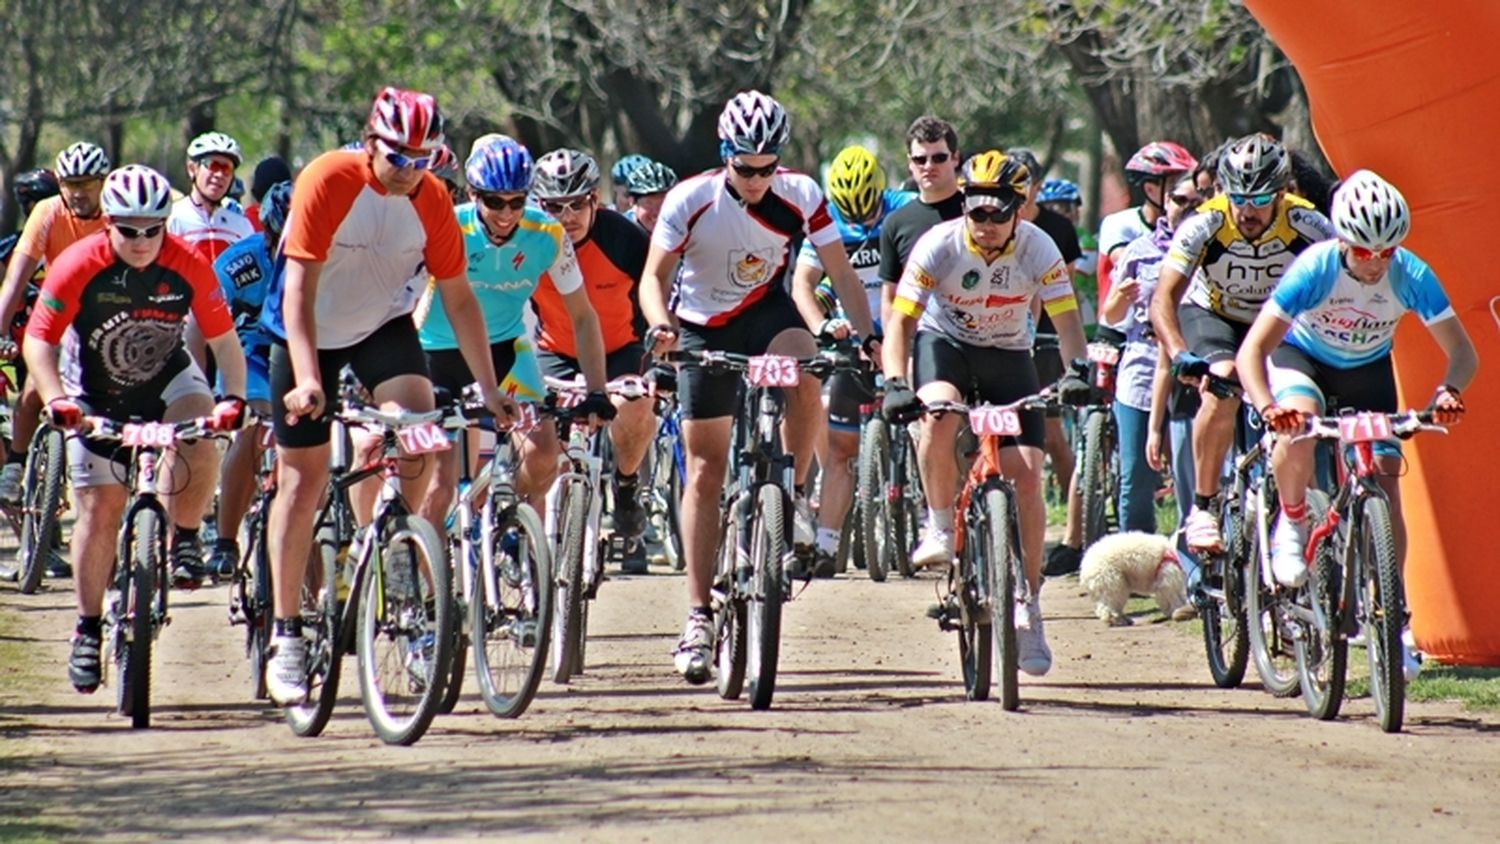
top-left (856, 372), bottom-right (922, 582)
top-left (281, 373), bottom-right (455, 745)
top-left (227, 421), bottom-right (277, 700)
top-left (665, 344), bottom-right (858, 710)
top-left (644, 389), bottom-right (685, 571)
top-left (1076, 342), bottom-right (1122, 547)
top-left (1293, 410), bottom-right (1445, 733)
top-left (920, 390), bottom-right (1056, 710)
top-left (82, 415), bottom-right (225, 729)
top-left (13, 421), bottom-right (66, 595)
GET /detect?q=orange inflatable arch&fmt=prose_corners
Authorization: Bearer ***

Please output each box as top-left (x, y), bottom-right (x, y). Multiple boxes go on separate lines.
top-left (1246, 1), bottom-right (1499, 664)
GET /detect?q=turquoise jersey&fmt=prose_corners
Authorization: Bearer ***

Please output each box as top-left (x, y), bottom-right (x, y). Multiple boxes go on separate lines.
top-left (418, 204), bottom-right (578, 350)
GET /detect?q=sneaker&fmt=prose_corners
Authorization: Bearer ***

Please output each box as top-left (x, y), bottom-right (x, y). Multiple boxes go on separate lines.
top-left (1270, 516), bottom-right (1309, 588)
top-left (170, 538), bottom-right (209, 589)
top-left (385, 544), bottom-right (416, 597)
top-left (406, 631), bottom-right (436, 693)
top-left (1183, 507), bottom-right (1223, 552)
top-left (619, 539), bottom-right (649, 575)
top-left (672, 611), bottom-right (714, 685)
top-left (792, 495), bottom-right (816, 551)
top-left (267, 635), bottom-right (308, 705)
top-left (911, 528), bottom-right (955, 570)
top-left (0, 462), bottom-right (21, 503)
top-left (68, 631), bottom-right (102, 693)
top-left (208, 539), bottom-right (239, 579)
top-left (1043, 544), bottom-right (1082, 577)
top-left (1402, 628), bottom-right (1423, 683)
top-left (1016, 597), bottom-right (1053, 676)
top-left (612, 483), bottom-right (647, 540)
top-left (811, 548), bottom-right (837, 579)
top-left (45, 550), bottom-right (73, 580)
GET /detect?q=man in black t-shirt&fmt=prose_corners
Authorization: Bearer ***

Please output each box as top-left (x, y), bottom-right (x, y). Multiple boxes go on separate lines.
top-left (877, 116), bottom-right (964, 324)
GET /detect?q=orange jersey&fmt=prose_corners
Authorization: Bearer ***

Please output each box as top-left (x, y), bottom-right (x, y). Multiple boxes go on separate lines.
top-left (531, 208), bottom-right (647, 357)
top-left (15, 196), bottom-right (107, 264)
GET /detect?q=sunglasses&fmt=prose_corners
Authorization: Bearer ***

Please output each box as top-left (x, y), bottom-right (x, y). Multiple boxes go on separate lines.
top-left (113, 222), bottom-right (165, 240)
top-left (60, 177), bottom-right (104, 190)
top-left (375, 138), bottom-right (433, 171)
top-left (541, 196), bottom-right (593, 216)
top-left (1168, 193), bottom-right (1199, 206)
top-left (729, 160), bottom-right (779, 179)
top-left (1349, 244), bottom-right (1397, 261)
top-left (967, 206), bottom-right (1017, 225)
top-left (909, 152), bottom-right (952, 166)
top-left (476, 193), bottom-right (528, 212)
top-left (194, 158), bottom-right (235, 175)
top-left (1228, 192), bottom-right (1276, 208)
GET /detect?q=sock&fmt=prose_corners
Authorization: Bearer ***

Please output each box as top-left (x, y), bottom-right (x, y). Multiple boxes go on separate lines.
top-left (275, 617), bottom-right (302, 638)
top-left (929, 507), bottom-right (954, 532)
top-left (173, 525), bottom-right (199, 548)
top-left (76, 615), bottom-right (103, 637)
top-left (5, 447), bottom-right (24, 465)
top-left (1193, 494), bottom-right (1214, 512)
top-left (615, 470), bottom-right (639, 489)
top-left (816, 527), bottom-right (840, 554)
top-left (795, 483), bottom-right (809, 500)
top-left (214, 535), bottom-right (237, 551)
top-left (690, 606), bottom-right (712, 619)
top-left (1281, 498), bottom-right (1308, 523)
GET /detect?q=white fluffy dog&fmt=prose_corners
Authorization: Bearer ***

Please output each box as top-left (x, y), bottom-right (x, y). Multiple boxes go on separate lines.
top-left (1079, 531), bottom-right (1189, 626)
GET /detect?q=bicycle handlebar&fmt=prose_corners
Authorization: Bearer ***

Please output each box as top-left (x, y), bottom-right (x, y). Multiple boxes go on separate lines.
top-left (661, 346), bottom-right (862, 380)
top-left (1291, 409), bottom-right (1448, 444)
top-left (80, 415), bottom-right (226, 444)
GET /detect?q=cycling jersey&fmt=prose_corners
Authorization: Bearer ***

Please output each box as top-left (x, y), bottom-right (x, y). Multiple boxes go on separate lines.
top-left (1109, 219), bottom-right (1174, 412)
top-left (1268, 240), bottom-right (1454, 368)
top-left (14, 195), bottom-right (107, 264)
top-left (893, 219), bottom-right (1076, 351)
top-left (1166, 193), bottom-right (1335, 323)
top-left (260, 150), bottom-right (465, 348)
top-left (796, 188), bottom-right (914, 318)
top-left (419, 203), bottom-right (581, 351)
top-left (653, 167), bottom-right (838, 326)
top-left (214, 233), bottom-right (275, 350)
top-left (532, 207), bottom-right (646, 357)
top-left (877, 192), bottom-right (964, 285)
top-left (1095, 205), bottom-right (1150, 304)
top-left (28, 232), bottom-right (233, 397)
top-left (167, 196), bottom-right (255, 266)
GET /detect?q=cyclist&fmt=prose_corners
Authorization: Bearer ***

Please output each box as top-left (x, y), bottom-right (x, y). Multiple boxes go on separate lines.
top-left (1097, 142), bottom-right (1198, 310)
top-left (530, 147), bottom-right (655, 572)
top-left (202, 181), bottom-right (293, 579)
top-left (10, 169), bottom-right (61, 219)
top-left (610, 153), bottom-right (651, 212)
top-left (417, 134), bottom-right (614, 531)
top-left (430, 143), bottom-right (464, 205)
top-left (639, 90), bottom-right (877, 684)
top-left (244, 156), bottom-right (293, 233)
top-left (881, 151), bottom-right (1089, 676)
top-left (259, 86), bottom-right (511, 706)
top-left (1150, 133), bottom-right (1337, 552)
top-left (878, 116), bottom-right (963, 323)
top-left (622, 160), bottom-right (678, 235)
top-left (791, 144), bottom-right (913, 576)
top-left (168, 131), bottom-right (255, 266)
top-left (22, 164), bottom-right (247, 694)
top-left (1237, 172), bottom-right (1475, 623)
top-left (0, 143), bottom-right (112, 514)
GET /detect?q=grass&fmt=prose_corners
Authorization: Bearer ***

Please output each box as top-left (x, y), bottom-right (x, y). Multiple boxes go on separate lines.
top-left (1344, 653), bottom-right (1500, 713)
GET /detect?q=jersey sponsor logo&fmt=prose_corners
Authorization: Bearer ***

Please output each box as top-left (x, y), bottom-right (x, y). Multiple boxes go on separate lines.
top-left (985, 293), bottom-right (1028, 308)
top-left (473, 278), bottom-right (533, 293)
top-left (40, 293), bottom-right (65, 312)
top-left (89, 311), bottom-right (183, 389)
top-left (962, 269), bottom-right (981, 290)
top-left (1039, 264), bottom-right (1070, 288)
top-left (988, 266), bottom-right (1012, 288)
top-left (850, 246), bottom-right (881, 270)
top-left (909, 266), bottom-right (937, 290)
top-left (97, 292), bottom-right (131, 305)
top-left (512, 251), bottom-right (526, 270)
top-left (729, 248), bottom-right (776, 287)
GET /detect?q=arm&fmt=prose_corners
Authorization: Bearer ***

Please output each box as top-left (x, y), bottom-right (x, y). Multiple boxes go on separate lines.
top-left (1100, 252), bottom-right (1138, 325)
top-left (1050, 306), bottom-right (1088, 370)
top-left (183, 316), bottom-right (209, 373)
top-left (1234, 310), bottom-right (1293, 415)
top-left (205, 329), bottom-right (247, 399)
top-left (0, 252), bottom-right (41, 336)
top-left (1428, 317), bottom-right (1478, 392)
top-left (1146, 347), bottom-right (1171, 471)
top-left (814, 240), bottom-right (876, 339)
top-left (637, 243), bottom-right (680, 332)
top-left (280, 257), bottom-right (327, 418)
top-left (21, 337), bottom-right (66, 405)
top-left (561, 287), bottom-right (608, 392)
top-left (882, 309), bottom-right (916, 381)
top-left (790, 261), bottom-right (829, 330)
top-left (1149, 264), bottom-right (1192, 361)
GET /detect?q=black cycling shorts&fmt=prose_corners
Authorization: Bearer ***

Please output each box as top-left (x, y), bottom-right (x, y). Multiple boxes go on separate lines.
top-left (1178, 302), bottom-right (1252, 365)
top-left (270, 315), bottom-right (429, 449)
top-left (1268, 344), bottom-right (1398, 414)
top-left (912, 331), bottom-right (1045, 449)
top-left (827, 369), bottom-right (876, 432)
top-left (676, 290), bottom-right (808, 420)
top-left (539, 343), bottom-right (646, 384)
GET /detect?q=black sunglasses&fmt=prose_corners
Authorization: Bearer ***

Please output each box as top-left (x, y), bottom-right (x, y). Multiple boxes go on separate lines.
top-left (476, 193), bottom-right (528, 212)
top-left (113, 221), bottom-right (165, 240)
top-left (730, 160), bottom-right (779, 179)
top-left (909, 152), bottom-right (952, 166)
top-left (967, 206), bottom-right (1016, 225)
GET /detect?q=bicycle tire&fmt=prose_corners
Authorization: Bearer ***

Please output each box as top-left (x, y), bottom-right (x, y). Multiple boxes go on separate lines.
top-left (246, 520), bottom-right (273, 701)
top-left (1079, 410), bottom-right (1109, 547)
top-left (957, 526), bottom-right (992, 702)
top-left (715, 509), bottom-right (746, 700)
top-left (118, 508), bottom-right (159, 728)
top-left (1246, 487), bottom-right (1300, 698)
top-left (894, 433), bottom-right (922, 578)
top-left (549, 480), bottom-right (588, 684)
top-left (1296, 491), bottom-right (1346, 719)
top-left (649, 425), bottom-right (685, 571)
top-left (473, 504), bottom-right (553, 719)
top-left (17, 425), bottom-right (64, 595)
top-left (1361, 496), bottom-right (1405, 733)
top-left (856, 416), bottom-right (891, 582)
top-left (437, 549), bottom-right (468, 715)
top-left (285, 527), bottom-right (343, 738)
top-left (355, 513), bottom-right (453, 745)
top-left (746, 483), bottom-right (785, 710)
top-left (984, 488), bottom-right (1021, 711)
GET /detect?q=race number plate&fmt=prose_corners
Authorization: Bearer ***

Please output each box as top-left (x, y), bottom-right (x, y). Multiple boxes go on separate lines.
top-left (746, 355), bottom-right (799, 387)
top-left (1337, 413), bottom-right (1393, 443)
top-left (968, 405), bottom-right (1022, 437)
top-left (1087, 343), bottom-right (1121, 365)
top-left (396, 422), bottom-right (452, 455)
top-left (122, 422), bottom-right (176, 448)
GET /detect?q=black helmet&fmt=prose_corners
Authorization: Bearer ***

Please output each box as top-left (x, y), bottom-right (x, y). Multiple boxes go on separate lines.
top-left (13, 169), bottom-right (60, 212)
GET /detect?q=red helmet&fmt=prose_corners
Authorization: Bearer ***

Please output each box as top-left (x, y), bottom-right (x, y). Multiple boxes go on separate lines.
top-left (1125, 141), bottom-right (1198, 180)
top-left (367, 86), bottom-right (445, 152)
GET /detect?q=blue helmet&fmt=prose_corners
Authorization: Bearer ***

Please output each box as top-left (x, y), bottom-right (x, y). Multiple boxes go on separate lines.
top-left (258, 180), bottom-right (293, 236)
top-left (610, 153), bottom-right (651, 185)
top-left (1038, 178), bottom-right (1081, 204)
top-left (465, 134), bottom-right (534, 193)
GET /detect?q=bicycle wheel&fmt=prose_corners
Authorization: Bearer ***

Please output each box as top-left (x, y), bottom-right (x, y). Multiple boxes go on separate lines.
top-left (746, 483), bottom-right (785, 710)
top-left (473, 504), bottom-right (553, 718)
top-left (355, 514), bottom-right (453, 745)
top-left (856, 416), bottom-right (891, 582)
top-left (715, 508), bottom-right (746, 700)
top-left (16, 425), bottom-right (64, 595)
top-left (983, 488), bottom-right (1021, 711)
top-left (893, 432), bottom-right (922, 578)
top-left (437, 538), bottom-right (468, 715)
top-left (956, 521), bottom-right (992, 703)
top-left (1296, 491), bottom-right (1346, 719)
top-left (648, 425), bottom-right (684, 571)
top-left (1360, 496), bottom-right (1405, 733)
top-left (1246, 487), bottom-right (1300, 698)
top-left (286, 527), bottom-right (343, 738)
top-left (245, 517), bottom-right (273, 701)
top-left (1079, 409), bottom-right (1110, 547)
top-left (549, 480), bottom-right (587, 684)
top-left (116, 508), bottom-right (159, 729)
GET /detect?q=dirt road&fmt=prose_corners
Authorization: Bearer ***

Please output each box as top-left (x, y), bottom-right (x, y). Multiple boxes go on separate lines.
top-left (3, 563), bottom-right (1497, 842)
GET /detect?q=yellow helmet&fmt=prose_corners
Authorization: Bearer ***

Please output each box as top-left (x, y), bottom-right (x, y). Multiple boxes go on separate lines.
top-left (826, 145), bottom-right (886, 222)
top-left (962, 150), bottom-right (1029, 208)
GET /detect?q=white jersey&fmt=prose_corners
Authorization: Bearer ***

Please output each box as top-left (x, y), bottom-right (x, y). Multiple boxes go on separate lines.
top-left (167, 196), bottom-right (255, 267)
top-left (893, 219), bottom-right (1074, 350)
top-left (652, 168), bottom-right (839, 326)
top-left (1098, 206), bottom-right (1149, 256)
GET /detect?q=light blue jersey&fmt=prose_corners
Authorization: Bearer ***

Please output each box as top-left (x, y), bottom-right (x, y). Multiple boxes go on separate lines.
top-left (796, 188), bottom-right (915, 319)
top-left (1269, 240), bottom-right (1454, 368)
top-left (213, 233), bottom-right (275, 403)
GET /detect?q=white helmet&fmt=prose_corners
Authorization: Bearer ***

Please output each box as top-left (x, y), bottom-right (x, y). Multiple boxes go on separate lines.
top-left (1217, 133), bottom-right (1290, 196)
top-left (100, 165), bottom-right (173, 219)
top-left (55, 142), bottom-right (110, 179)
top-left (187, 131), bottom-right (243, 165)
top-left (717, 90), bottom-right (790, 156)
top-left (1332, 170), bottom-right (1410, 251)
